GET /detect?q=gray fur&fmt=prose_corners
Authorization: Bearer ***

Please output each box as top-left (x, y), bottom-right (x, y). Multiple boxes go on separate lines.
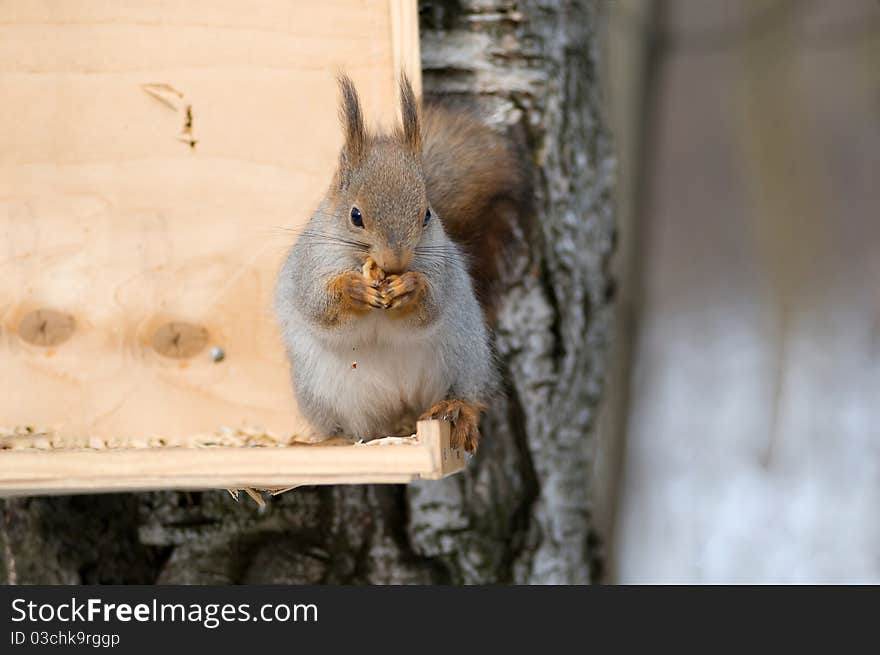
top-left (274, 83), bottom-right (494, 440)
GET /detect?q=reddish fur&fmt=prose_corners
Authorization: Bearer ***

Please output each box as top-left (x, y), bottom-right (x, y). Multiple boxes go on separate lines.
top-left (324, 271), bottom-right (384, 325)
top-left (421, 102), bottom-right (532, 321)
top-left (381, 271), bottom-right (428, 316)
top-left (420, 399), bottom-right (486, 453)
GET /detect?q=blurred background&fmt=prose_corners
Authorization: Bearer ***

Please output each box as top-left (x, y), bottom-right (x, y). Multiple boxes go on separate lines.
top-left (599, 0), bottom-right (879, 582)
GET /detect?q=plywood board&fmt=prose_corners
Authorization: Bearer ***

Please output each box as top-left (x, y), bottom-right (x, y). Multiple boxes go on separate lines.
top-left (0, 1), bottom-right (421, 442)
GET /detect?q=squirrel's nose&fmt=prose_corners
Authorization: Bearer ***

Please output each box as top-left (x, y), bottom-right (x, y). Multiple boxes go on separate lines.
top-left (376, 248), bottom-right (412, 275)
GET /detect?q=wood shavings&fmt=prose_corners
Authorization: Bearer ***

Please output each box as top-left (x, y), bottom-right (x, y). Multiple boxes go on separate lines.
top-left (226, 484), bottom-right (303, 506)
top-left (356, 435), bottom-right (418, 446)
top-left (0, 425), bottom-right (299, 451)
top-left (267, 485), bottom-right (302, 495)
top-left (289, 434), bottom-right (354, 446)
top-left (0, 426), bottom-right (419, 452)
top-left (141, 83), bottom-right (184, 109)
top-left (226, 435), bottom-right (418, 506)
top-left (141, 83), bottom-right (197, 148)
top-left (242, 488), bottom-right (266, 508)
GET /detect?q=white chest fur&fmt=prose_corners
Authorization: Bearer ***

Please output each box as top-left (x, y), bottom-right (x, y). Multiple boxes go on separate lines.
top-left (293, 312), bottom-right (450, 438)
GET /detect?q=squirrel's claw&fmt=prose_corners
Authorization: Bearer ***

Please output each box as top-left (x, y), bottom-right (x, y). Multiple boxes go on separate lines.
top-left (331, 271), bottom-right (386, 313)
top-left (420, 399), bottom-right (484, 453)
top-left (381, 271), bottom-right (427, 312)
top-left (345, 278), bottom-right (385, 309)
top-left (328, 267), bottom-right (426, 317)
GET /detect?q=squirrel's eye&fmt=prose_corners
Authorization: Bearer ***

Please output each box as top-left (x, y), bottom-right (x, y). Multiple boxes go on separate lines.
top-left (423, 208), bottom-right (431, 227)
top-left (350, 207), bottom-right (364, 228)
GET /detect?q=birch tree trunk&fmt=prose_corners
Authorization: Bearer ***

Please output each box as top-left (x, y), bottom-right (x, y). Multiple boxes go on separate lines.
top-left (0, 0), bottom-right (614, 585)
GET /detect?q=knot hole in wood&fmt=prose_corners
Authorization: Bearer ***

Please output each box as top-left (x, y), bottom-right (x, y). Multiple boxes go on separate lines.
top-left (18, 309), bottom-right (76, 347)
top-left (152, 321), bottom-right (208, 359)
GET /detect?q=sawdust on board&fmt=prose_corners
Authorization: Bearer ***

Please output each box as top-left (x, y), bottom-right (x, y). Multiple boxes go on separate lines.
top-left (0, 425), bottom-right (299, 450)
top-left (0, 425), bottom-right (420, 451)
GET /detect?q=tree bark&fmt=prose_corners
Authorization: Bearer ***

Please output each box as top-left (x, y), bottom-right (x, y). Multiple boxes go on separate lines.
top-left (0, 0), bottom-right (614, 585)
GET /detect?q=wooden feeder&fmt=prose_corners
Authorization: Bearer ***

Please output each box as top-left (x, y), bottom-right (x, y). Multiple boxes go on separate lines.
top-left (0, 1), bottom-right (465, 496)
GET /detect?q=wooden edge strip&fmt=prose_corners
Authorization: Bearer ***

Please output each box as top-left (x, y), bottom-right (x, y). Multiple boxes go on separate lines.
top-left (415, 419), bottom-right (465, 480)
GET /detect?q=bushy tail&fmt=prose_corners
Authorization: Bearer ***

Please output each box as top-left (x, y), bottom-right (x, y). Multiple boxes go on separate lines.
top-left (421, 102), bottom-right (532, 319)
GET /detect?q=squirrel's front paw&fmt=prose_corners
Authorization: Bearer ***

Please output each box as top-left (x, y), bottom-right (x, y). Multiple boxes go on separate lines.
top-left (381, 271), bottom-right (428, 311)
top-left (329, 271), bottom-right (385, 312)
top-left (420, 399), bottom-right (484, 453)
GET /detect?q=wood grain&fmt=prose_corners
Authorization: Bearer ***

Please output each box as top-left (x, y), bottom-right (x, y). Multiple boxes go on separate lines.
top-left (0, 1), bottom-right (421, 444)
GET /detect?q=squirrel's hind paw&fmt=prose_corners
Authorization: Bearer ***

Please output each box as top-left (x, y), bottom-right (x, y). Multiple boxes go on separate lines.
top-left (420, 399), bottom-right (484, 454)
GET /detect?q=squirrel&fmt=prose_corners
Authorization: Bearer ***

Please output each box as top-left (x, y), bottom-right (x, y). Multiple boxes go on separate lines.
top-left (274, 73), bottom-right (529, 453)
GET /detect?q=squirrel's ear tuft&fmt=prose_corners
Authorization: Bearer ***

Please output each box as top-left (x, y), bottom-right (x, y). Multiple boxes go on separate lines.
top-left (337, 73), bottom-right (367, 169)
top-left (399, 72), bottom-right (421, 153)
